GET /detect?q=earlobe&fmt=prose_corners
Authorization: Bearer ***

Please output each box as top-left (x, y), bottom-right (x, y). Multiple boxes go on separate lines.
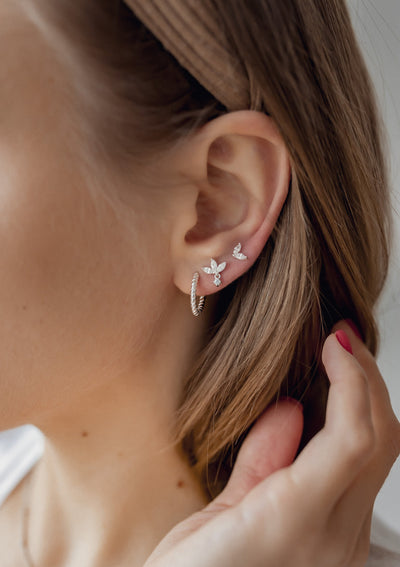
top-left (171, 110), bottom-right (291, 303)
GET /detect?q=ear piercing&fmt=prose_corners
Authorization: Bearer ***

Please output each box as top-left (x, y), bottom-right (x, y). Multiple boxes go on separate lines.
top-left (232, 242), bottom-right (247, 260)
top-left (191, 242), bottom-right (247, 316)
top-left (201, 258), bottom-right (226, 287)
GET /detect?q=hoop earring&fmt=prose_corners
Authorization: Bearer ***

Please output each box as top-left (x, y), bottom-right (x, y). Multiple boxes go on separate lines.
top-left (191, 271), bottom-right (206, 316)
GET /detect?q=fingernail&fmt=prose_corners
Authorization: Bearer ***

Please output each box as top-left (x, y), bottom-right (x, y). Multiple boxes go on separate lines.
top-left (279, 397), bottom-right (303, 412)
top-left (345, 319), bottom-right (362, 340)
top-left (335, 330), bottom-right (353, 354)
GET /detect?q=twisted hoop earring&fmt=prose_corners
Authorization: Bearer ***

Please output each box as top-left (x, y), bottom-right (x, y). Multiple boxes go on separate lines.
top-left (190, 272), bottom-right (206, 316)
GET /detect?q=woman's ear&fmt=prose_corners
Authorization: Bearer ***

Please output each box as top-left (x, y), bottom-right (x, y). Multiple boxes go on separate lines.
top-left (169, 110), bottom-right (291, 296)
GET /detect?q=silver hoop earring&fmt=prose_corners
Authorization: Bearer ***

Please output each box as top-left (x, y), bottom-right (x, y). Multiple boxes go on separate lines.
top-left (232, 242), bottom-right (247, 260)
top-left (191, 272), bottom-right (206, 316)
top-left (201, 258), bottom-right (226, 287)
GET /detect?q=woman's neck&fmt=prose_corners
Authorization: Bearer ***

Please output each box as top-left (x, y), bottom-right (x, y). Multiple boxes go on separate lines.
top-left (25, 295), bottom-right (215, 567)
top-left (27, 374), bottom-right (208, 567)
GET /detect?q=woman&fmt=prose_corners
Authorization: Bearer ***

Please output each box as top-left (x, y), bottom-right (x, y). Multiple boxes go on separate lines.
top-left (0, 0), bottom-right (399, 565)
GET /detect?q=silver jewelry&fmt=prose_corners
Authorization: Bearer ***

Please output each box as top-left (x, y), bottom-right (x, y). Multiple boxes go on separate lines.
top-left (191, 271), bottom-right (206, 316)
top-left (201, 258), bottom-right (226, 287)
top-left (232, 242), bottom-right (247, 260)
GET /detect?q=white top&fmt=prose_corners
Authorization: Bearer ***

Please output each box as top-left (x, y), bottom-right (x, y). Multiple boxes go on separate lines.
top-left (0, 426), bottom-right (399, 565)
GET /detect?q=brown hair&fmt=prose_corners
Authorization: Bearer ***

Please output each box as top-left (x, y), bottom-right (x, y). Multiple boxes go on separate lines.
top-left (37, 0), bottom-right (391, 495)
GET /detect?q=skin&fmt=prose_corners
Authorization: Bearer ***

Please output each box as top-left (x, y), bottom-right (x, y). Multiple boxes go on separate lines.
top-left (0, 2), bottom-right (399, 567)
top-left (145, 322), bottom-right (400, 567)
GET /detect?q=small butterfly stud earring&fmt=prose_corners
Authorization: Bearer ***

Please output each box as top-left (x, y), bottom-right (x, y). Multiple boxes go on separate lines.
top-left (202, 258), bottom-right (226, 287)
top-left (232, 243), bottom-right (247, 260)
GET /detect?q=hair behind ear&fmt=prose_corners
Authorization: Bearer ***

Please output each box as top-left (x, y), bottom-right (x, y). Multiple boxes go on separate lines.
top-left (42, 0), bottom-right (391, 496)
top-left (174, 0), bottom-right (390, 495)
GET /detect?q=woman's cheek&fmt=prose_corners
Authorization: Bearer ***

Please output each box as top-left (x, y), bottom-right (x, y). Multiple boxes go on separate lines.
top-left (0, 142), bottom-right (123, 425)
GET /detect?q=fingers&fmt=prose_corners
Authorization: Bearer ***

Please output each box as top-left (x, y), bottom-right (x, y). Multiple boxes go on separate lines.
top-left (335, 321), bottom-right (400, 481)
top-left (322, 329), bottom-right (374, 446)
top-left (290, 319), bottom-right (400, 524)
top-left (289, 330), bottom-right (375, 509)
top-left (328, 321), bottom-right (400, 531)
top-left (337, 320), bottom-right (400, 467)
top-left (213, 399), bottom-right (303, 509)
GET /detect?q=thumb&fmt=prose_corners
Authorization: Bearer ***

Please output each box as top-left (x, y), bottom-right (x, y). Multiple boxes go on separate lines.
top-left (213, 398), bottom-right (304, 509)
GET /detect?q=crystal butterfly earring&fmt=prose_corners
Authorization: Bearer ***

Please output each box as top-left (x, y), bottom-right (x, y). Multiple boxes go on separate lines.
top-left (191, 257), bottom-right (226, 316)
top-left (201, 258), bottom-right (227, 287)
top-left (232, 242), bottom-right (247, 260)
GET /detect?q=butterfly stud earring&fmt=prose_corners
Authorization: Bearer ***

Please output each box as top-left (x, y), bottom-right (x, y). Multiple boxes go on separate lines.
top-left (232, 242), bottom-right (247, 260)
top-left (202, 258), bottom-right (226, 287)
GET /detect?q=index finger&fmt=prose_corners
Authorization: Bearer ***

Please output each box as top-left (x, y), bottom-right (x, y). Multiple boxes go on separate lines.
top-left (336, 320), bottom-right (400, 468)
top-left (287, 330), bottom-right (376, 511)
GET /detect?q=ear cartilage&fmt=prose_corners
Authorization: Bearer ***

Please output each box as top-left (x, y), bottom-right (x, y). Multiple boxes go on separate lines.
top-left (232, 243), bottom-right (247, 260)
top-left (201, 258), bottom-right (227, 287)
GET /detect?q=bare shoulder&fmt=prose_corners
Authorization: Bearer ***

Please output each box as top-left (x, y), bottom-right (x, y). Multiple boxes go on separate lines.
top-left (0, 477), bottom-right (27, 567)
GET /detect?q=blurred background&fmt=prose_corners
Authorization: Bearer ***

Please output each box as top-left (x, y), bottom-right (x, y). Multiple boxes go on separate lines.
top-left (0, 0), bottom-right (399, 551)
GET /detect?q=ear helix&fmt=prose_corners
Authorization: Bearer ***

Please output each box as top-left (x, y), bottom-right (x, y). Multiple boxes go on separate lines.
top-left (190, 242), bottom-right (247, 316)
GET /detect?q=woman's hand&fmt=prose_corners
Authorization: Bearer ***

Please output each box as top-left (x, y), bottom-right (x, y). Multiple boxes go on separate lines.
top-left (145, 320), bottom-right (400, 567)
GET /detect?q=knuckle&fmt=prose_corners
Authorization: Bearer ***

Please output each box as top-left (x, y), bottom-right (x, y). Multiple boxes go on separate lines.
top-left (379, 420), bottom-right (400, 465)
top-left (374, 412), bottom-right (400, 463)
top-left (264, 473), bottom-right (293, 513)
top-left (236, 461), bottom-right (265, 488)
top-left (352, 365), bottom-right (368, 387)
top-left (343, 425), bottom-right (375, 464)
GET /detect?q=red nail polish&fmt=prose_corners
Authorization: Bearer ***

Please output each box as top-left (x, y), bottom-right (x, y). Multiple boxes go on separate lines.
top-left (335, 330), bottom-right (353, 354)
top-left (279, 397), bottom-right (304, 412)
top-left (345, 319), bottom-right (362, 340)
